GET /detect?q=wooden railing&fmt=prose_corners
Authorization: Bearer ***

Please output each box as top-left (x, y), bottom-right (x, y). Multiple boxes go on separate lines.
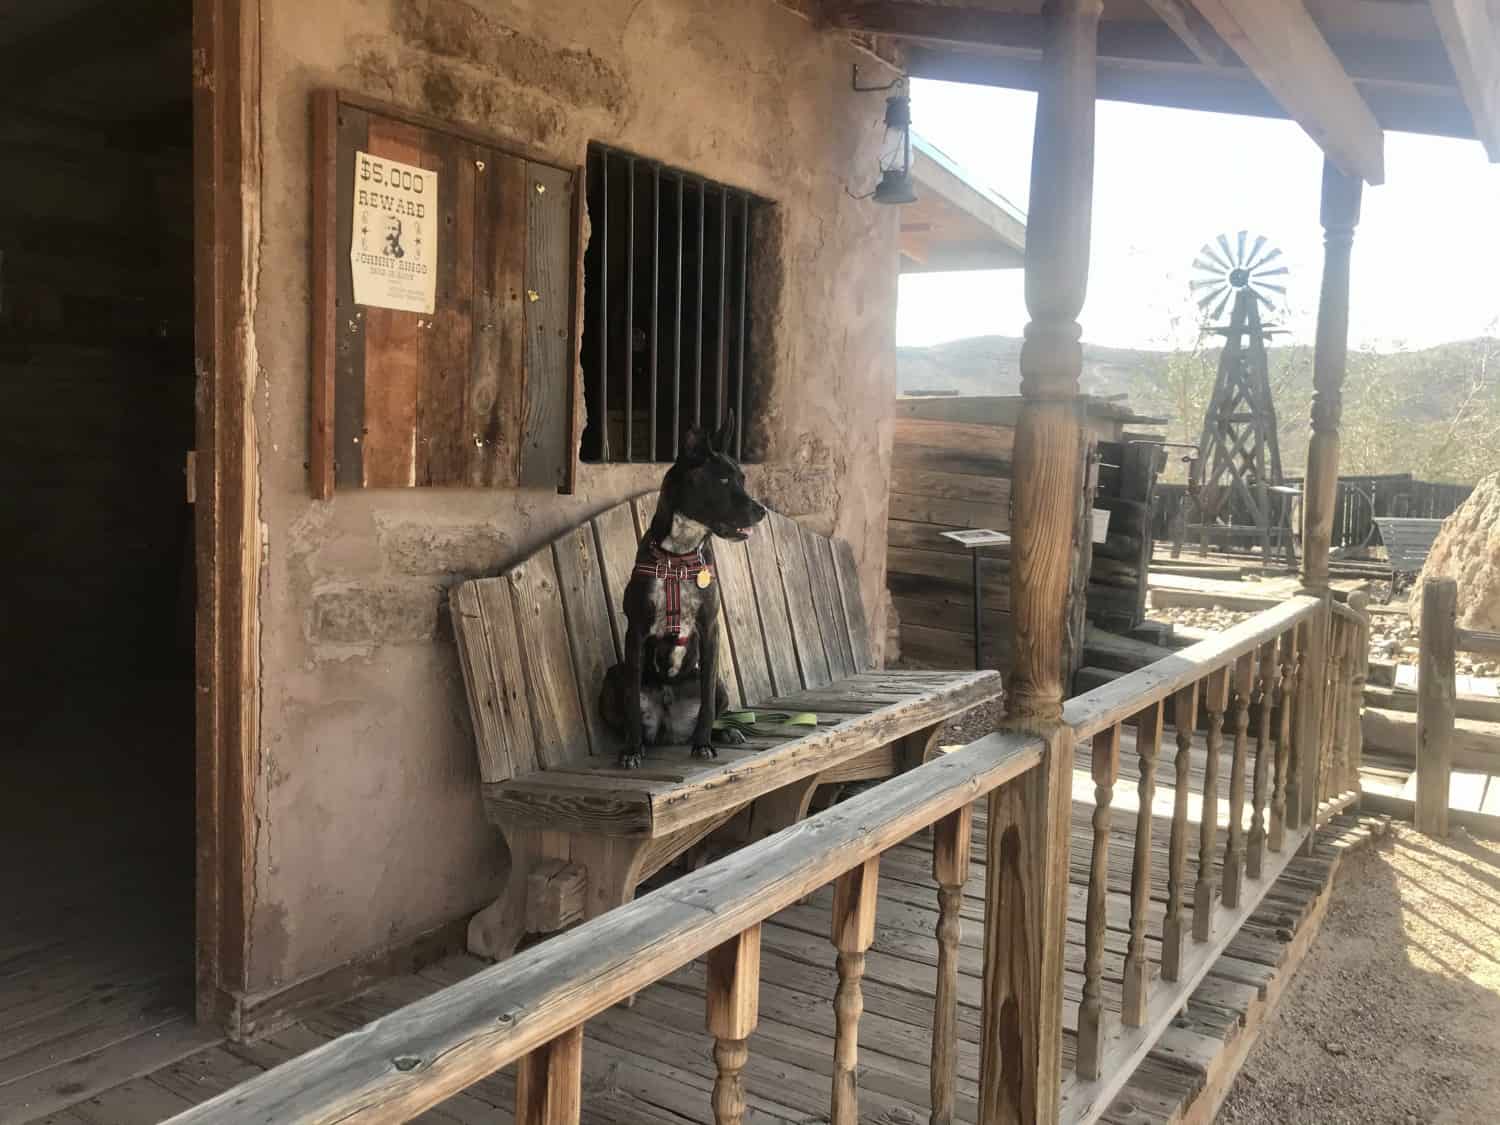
top-left (166, 597), bottom-right (1360, 1125)
top-left (1416, 576), bottom-right (1500, 835)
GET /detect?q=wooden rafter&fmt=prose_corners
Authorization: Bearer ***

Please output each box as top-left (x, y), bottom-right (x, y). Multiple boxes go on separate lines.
top-left (1430, 0), bottom-right (1500, 160)
top-left (1188, 0), bottom-right (1385, 184)
top-left (1141, 0), bottom-right (1228, 67)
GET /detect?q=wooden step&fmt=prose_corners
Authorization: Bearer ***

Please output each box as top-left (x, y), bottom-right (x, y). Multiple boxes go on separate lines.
top-left (1361, 706), bottom-right (1500, 769)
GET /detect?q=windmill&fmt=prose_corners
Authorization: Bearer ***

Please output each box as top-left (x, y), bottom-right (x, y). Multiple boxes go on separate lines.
top-left (1190, 232), bottom-right (1292, 563)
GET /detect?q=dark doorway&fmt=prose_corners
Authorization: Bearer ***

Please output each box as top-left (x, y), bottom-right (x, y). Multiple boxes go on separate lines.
top-left (0, 0), bottom-right (198, 1106)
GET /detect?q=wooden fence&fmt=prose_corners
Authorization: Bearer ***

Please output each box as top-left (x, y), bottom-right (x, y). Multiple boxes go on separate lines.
top-left (164, 596), bottom-right (1363, 1125)
top-left (1414, 577), bottom-right (1500, 836)
top-left (1154, 474), bottom-right (1474, 552)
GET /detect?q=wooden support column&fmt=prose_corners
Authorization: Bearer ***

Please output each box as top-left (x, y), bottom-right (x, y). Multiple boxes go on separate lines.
top-left (831, 858), bottom-right (880, 1125)
top-left (1416, 577), bottom-right (1457, 837)
top-left (707, 926), bottom-right (761, 1125)
top-left (980, 728), bottom-right (1075, 1125)
top-left (1005, 0), bottom-right (1102, 725)
top-left (516, 1026), bottom-right (584, 1125)
top-left (931, 806), bottom-right (974, 1124)
top-left (1296, 157), bottom-right (1361, 829)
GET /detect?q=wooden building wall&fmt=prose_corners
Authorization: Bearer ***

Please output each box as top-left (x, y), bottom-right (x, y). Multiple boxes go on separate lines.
top-left (887, 396), bottom-right (1162, 671)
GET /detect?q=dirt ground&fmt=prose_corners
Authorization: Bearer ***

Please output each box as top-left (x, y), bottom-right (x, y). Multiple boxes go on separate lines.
top-left (1220, 826), bottom-right (1500, 1124)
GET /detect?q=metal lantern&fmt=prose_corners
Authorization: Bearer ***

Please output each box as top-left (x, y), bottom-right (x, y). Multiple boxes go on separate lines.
top-left (852, 67), bottom-right (917, 205)
top-left (873, 88), bottom-right (916, 205)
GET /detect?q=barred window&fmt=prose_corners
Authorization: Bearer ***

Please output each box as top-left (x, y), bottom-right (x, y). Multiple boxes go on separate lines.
top-left (580, 143), bottom-right (766, 463)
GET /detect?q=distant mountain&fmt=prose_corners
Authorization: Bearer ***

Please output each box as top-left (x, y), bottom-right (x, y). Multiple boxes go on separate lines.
top-left (897, 336), bottom-right (1156, 400)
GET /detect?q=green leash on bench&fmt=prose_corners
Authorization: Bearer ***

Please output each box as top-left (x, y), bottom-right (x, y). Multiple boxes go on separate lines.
top-left (713, 709), bottom-right (818, 738)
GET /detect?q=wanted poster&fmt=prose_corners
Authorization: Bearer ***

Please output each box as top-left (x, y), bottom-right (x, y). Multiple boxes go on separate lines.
top-left (350, 150), bottom-right (437, 314)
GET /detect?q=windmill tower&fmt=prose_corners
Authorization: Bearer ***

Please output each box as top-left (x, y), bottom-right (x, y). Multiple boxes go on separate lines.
top-left (1191, 232), bottom-right (1290, 562)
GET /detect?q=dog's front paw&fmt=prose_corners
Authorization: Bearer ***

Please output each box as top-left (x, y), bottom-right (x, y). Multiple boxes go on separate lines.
top-left (618, 746), bottom-right (645, 769)
top-left (712, 726), bottom-right (748, 746)
top-left (690, 743), bottom-right (718, 761)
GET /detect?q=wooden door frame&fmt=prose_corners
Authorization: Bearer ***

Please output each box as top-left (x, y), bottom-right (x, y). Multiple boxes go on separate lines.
top-left (192, 0), bottom-right (259, 1028)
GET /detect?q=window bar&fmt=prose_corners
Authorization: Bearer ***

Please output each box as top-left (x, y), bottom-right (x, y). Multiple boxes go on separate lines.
top-left (673, 173), bottom-right (684, 457)
top-left (717, 183), bottom-right (728, 428)
top-left (624, 157), bottom-right (635, 463)
top-left (597, 150), bottom-right (609, 462)
top-left (696, 177), bottom-right (705, 427)
top-left (736, 192), bottom-right (749, 459)
top-left (649, 163), bottom-right (660, 463)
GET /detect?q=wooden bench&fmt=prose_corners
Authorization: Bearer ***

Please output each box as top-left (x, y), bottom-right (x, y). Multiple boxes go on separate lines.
top-left (451, 493), bottom-right (1001, 959)
top-left (1373, 516), bottom-right (1443, 601)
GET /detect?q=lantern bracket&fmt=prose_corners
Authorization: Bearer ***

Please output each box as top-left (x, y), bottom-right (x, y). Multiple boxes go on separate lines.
top-left (851, 65), bottom-right (907, 93)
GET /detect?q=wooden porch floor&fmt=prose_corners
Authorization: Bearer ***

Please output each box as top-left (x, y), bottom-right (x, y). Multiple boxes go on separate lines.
top-left (6, 736), bottom-right (1385, 1125)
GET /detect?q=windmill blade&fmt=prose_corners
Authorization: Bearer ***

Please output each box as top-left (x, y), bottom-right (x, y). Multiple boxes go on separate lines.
top-left (1249, 246), bottom-right (1283, 271)
top-left (1216, 232), bottom-right (1235, 266)
top-left (1197, 285), bottom-right (1228, 310)
top-left (1254, 265), bottom-right (1290, 279)
top-left (1255, 282), bottom-right (1288, 295)
top-left (1253, 288), bottom-right (1277, 311)
top-left (1190, 277), bottom-right (1224, 291)
top-left (1209, 288), bottom-right (1233, 321)
top-left (1198, 242), bottom-right (1232, 272)
top-left (1246, 234), bottom-right (1268, 269)
top-left (1236, 230), bottom-right (1248, 266)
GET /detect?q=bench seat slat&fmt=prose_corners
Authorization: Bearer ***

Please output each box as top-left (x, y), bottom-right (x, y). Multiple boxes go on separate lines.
top-left (833, 539), bottom-right (873, 672)
top-left (484, 670), bottom-right (998, 838)
top-left (745, 515), bottom-right (801, 696)
top-left (715, 537), bottom-right (775, 705)
top-left (770, 513), bottom-right (832, 689)
top-left (553, 527), bottom-right (619, 758)
top-left (804, 525), bottom-right (857, 680)
top-left (509, 551), bottom-right (591, 770)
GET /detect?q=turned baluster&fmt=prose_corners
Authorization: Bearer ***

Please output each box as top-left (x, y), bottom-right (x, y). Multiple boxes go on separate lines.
top-left (1324, 616), bottom-right (1347, 805)
top-left (831, 857), bottom-right (879, 1125)
top-left (707, 925), bottom-right (761, 1125)
top-left (516, 1025), bottom-right (584, 1125)
top-left (1162, 683), bottom-right (1198, 982)
top-left (1246, 639), bottom-right (1277, 879)
top-left (1078, 724), bottom-right (1121, 1077)
top-left (1195, 667), bottom-right (1230, 941)
top-left (1123, 700), bottom-right (1163, 1026)
top-left (1347, 596), bottom-right (1368, 795)
top-left (1269, 628), bottom-right (1298, 853)
top-left (1223, 651), bottom-right (1255, 909)
top-left (930, 807), bottom-right (972, 1124)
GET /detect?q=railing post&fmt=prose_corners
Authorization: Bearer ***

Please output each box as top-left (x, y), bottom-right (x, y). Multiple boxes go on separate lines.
top-left (1269, 627), bottom-right (1297, 852)
top-left (1077, 725), bottom-right (1120, 1078)
top-left (706, 925), bottom-right (761, 1125)
top-left (1223, 653), bottom-right (1254, 909)
top-left (1163, 683), bottom-right (1198, 981)
top-left (516, 1026), bottom-right (584, 1125)
top-left (980, 727), bottom-right (1074, 1125)
top-left (1347, 593), bottom-right (1369, 798)
top-left (1247, 639), bottom-right (1276, 879)
top-left (1122, 701), bottom-right (1163, 1025)
top-left (831, 857), bottom-right (879, 1125)
top-left (1293, 611), bottom-right (1328, 835)
top-left (931, 806), bottom-right (974, 1124)
top-left (1194, 667), bottom-right (1230, 942)
top-left (1416, 577), bottom-right (1456, 837)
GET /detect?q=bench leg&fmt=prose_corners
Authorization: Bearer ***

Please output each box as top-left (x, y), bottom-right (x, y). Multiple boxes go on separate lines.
top-left (900, 722), bottom-right (946, 770)
top-left (569, 836), bottom-right (651, 921)
top-left (746, 777), bottom-right (822, 841)
top-left (468, 828), bottom-right (564, 962)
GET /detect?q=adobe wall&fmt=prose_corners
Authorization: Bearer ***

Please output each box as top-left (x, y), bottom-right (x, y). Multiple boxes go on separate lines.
top-left (248, 0), bottom-right (899, 992)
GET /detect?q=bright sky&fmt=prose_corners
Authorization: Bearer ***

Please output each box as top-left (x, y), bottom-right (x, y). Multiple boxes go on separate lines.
top-left (897, 79), bottom-right (1500, 351)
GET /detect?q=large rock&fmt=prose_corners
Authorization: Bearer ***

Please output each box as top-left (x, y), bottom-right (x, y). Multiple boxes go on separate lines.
top-left (1410, 471), bottom-right (1500, 632)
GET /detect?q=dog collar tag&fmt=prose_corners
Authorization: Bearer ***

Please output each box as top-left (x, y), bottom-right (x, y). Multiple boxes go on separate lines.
top-left (696, 567), bottom-right (713, 589)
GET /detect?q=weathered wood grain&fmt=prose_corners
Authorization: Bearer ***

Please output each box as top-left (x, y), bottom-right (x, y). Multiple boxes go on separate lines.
top-left (1162, 682), bottom-right (1198, 982)
top-left (309, 90), bottom-right (340, 499)
top-left (452, 579), bottom-right (537, 783)
top-left (508, 551), bottom-right (591, 771)
top-left (769, 513), bottom-right (830, 690)
top-left (1122, 700), bottom-right (1162, 1025)
top-left (804, 526), bottom-right (856, 681)
top-left (1416, 577), bottom-right (1456, 836)
top-left (706, 925), bottom-right (761, 1125)
top-left (831, 539), bottom-right (872, 673)
top-left (1077, 724), bottom-right (1119, 1079)
top-left (468, 151), bottom-right (528, 487)
top-left (593, 498), bottom-right (642, 659)
top-left (522, 162), bottom-right (573, 490)
top-left (551, 527), bottom-right (618, 758)
top-left (745, 518), bottom-right (801, 696)
top-left (1222, 652), bottom-right (1255, 907)
top-left (417, 135), bottom-right (476, 486)
top-left (331, 104), bottom-right (370, 490)
top-left (714, 536), bottom-right (775, 705)
top-left (515, 1024), bottom-right (582, 1125)
top-left (930, 805), bottom-right (973, 1124)
top-left (830, 857), bottom-right (880, 1125)
top-left (1194, 667), bottom-right (1230, 943)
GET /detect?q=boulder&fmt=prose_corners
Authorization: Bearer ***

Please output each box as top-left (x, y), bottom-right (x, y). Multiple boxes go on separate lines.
top-left (1410, 471), bottom-right (1500, 632)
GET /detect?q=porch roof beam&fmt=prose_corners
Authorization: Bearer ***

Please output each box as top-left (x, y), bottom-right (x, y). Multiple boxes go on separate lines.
top-left (1430, 0), bottom-right (1500, 160)
top-left (1187, 0), bottom-right (1385, 184)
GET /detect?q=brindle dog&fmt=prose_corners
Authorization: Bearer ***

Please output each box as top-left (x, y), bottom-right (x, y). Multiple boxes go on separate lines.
top-left (599, 412), bottom-right (767, 768)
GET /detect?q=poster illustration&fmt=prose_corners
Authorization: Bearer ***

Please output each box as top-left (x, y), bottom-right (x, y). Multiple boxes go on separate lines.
top-left (350, 150), bottom-right (438, 314)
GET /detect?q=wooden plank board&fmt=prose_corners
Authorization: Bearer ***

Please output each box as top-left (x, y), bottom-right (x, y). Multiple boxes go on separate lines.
top-left (803, 525), bottom-right (855, 681)
top-left (508, 552), bottom-right (591, 770)
top-left (330, 104), bottom-right (370, 490)
top-left (452, 579), bottom-right (538, 783)
top-left (714, 536), bottom-right (775, 706)
top-left (521, 162), bottom-right (574, 490)
top-left (832, 539), bottom-right (872, 673)
top-left (746, 513), bottom-right (802, 697)
top-left (769, 513), bottom-right (830, 689)
top-left (551, 527), bottom-right (618, 758)
top-left (360, 116), bottom-right (431, 488)
top-left (592, 499), bottom-right (641, 659)
top-left (417, 136), bottom-right (477, 486)
top-left (888, 518), bottom-right (1013, 555)
top-left (889, 493), bottom-right (1009, 532)
top-left (892, 467), bottom-right (1012, 506)
top-left (468, 150), bottom-right (528, 487)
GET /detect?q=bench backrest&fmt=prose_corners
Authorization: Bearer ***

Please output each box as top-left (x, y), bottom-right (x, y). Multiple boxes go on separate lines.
top-left (451, 493), bottom-right (872, 784)
top-left (1373, 517), bottom-right (1443, 574)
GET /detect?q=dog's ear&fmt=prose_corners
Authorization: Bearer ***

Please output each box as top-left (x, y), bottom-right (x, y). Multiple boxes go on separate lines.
top-left (711, 410), bottom-right (737, 456)
top-left (680, 424), bottom-right (710, 463)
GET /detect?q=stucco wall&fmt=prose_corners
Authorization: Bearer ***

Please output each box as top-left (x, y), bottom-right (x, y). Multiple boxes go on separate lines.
top-left (250, 0), bottom-right (899, 993)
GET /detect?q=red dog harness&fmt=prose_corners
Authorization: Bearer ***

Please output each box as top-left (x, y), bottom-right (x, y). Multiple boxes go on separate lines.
top-left (633, 543), bottom-right (715, 645)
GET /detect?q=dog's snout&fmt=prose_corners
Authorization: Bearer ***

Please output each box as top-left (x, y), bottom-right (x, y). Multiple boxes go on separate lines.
top-left (747, 499), bottom-right (768, 523)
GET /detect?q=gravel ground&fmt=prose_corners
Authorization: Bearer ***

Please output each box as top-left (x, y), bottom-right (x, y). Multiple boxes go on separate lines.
top-left (1220, 826), bottom-right (1500, 1125)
